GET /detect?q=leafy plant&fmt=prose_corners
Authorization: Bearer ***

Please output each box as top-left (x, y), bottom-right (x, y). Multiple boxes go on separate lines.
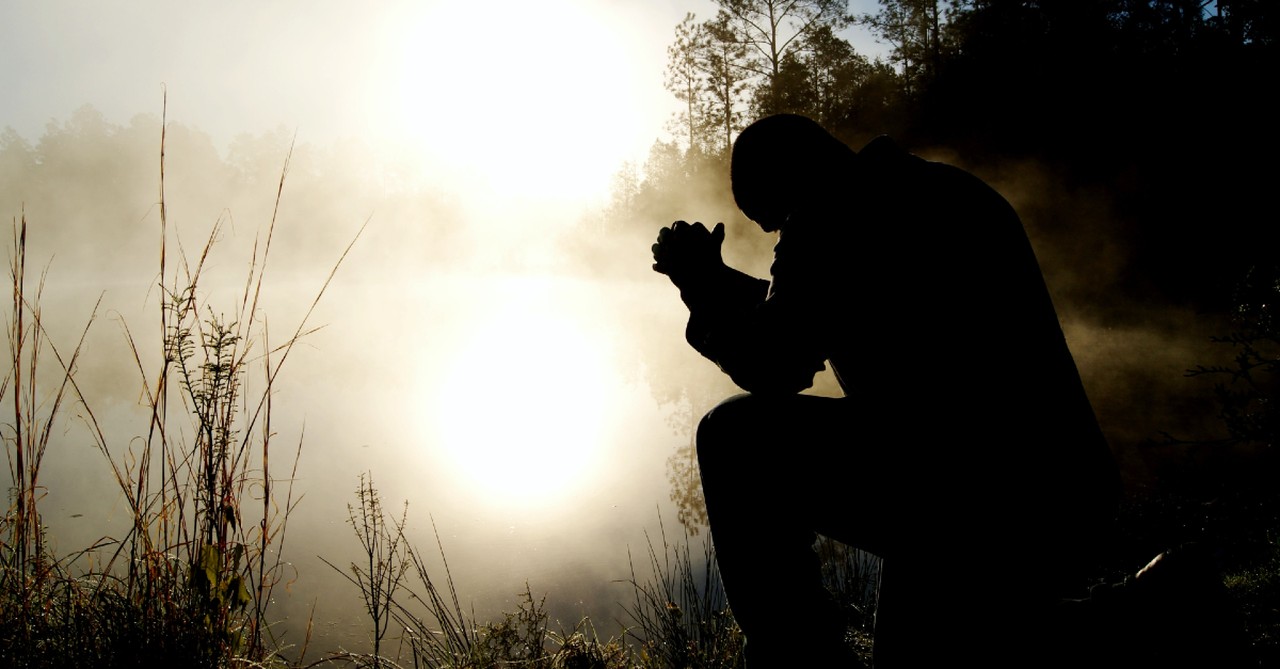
top-left (1186, 264), bottom-right (1280, 451)
top-left (320, 473), bottom-right (411, 668)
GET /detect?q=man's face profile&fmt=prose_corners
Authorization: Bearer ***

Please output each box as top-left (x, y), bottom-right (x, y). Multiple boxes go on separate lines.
top-left (737, 170), bottom-right (810, 234)
top-left (749, 206), bottom-right (786, 234)
top-left (732, 115), bottom-right (853, 235)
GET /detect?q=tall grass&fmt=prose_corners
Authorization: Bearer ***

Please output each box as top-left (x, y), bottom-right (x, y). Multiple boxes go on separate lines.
top-left (0, 96), bottom-right (361, 668)
top-left (324, 478), bottom-right (870, 668)
top-left (318, 473), bottom-right (413, 668)
top-left (322, 475), bottom-right (639, 669)
top-left (0, 212), bottom-right (108, 668)
top-left (319, 474), bottom-right (883, 669)
top-left (621, 517), bottom-right (744, 669)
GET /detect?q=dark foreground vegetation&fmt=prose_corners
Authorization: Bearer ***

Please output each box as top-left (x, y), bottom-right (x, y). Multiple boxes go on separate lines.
top-left (4, 1), bottom-right (1280, 666)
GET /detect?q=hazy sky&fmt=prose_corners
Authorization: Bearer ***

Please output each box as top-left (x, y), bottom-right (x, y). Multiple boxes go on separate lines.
top-left (1, 0), bottom-right (883, 212)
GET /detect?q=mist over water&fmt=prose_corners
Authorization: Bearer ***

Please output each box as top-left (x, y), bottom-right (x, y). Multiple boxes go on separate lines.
top-left (1, 104), bottom-right (734, 649)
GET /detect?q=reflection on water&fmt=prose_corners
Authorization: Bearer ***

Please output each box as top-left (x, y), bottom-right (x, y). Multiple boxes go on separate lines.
top-left (421, 274), bottom-right (621, 509)
top-left (30, 265), bottom-right (710, 655)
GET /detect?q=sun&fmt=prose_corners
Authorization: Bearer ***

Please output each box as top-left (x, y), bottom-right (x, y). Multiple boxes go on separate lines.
top-left (423, 275), bottom-right (618, 509)
top-left (382, 0), bottom-right (651, 208)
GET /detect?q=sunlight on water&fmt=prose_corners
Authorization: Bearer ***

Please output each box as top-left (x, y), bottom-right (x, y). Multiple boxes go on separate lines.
top-left (422, 273), bottom-right (620, 510)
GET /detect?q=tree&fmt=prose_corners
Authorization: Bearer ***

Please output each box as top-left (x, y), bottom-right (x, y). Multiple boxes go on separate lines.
top-left (663, 13), bottom-right (754, 158)
top-left (750, 23), bottom-right (881, 132)
top-left (700, 13), bottom-right (753, 155)
top-left (1186, 264), bottom-right (1280, 453)
top-left (665, 13), bottom-right (712, 152)
top-left (661, 4), bottom-right (896, 151)
top-left (801, 25), bottom-right (870, 125)
top-left (712, 0), bottom-right (852, 115)
top-left (1209, 0), bottom-right (1279, 46)
top-left (860, 0), bottom-right (953, 96)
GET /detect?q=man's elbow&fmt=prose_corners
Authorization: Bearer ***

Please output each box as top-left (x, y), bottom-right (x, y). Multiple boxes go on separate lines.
top-left (725, 364), bottom-right (817, 396)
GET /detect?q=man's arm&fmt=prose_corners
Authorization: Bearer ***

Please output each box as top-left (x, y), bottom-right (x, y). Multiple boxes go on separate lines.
top-left (653, 221), bottom-right (827, 395)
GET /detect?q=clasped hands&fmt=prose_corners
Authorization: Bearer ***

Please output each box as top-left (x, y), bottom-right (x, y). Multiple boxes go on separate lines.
top-left (652, 220), bottom-right (726, 289)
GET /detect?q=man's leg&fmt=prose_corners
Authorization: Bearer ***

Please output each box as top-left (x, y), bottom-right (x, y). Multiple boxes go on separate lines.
top-left (696, 393), bottom-right (892, 667)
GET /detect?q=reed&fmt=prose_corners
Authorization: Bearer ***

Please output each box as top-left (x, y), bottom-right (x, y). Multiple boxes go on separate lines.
top-left (0, 94), bottom-right (361, 668)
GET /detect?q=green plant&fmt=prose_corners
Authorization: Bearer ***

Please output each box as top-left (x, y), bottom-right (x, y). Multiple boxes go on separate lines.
top-left (320, 473), bottom-right (412, 668)
top-left (1184, 263), bottom-right (1280, 452)
top-left (814, 535), bottom-right (879, 658)
top-left (1224, 529), bottom-right (1280, 665)
top-left (620, 517), bottom-right (744, 669)
top-left (325, 475), bottom-right (648, 669)
top-left (549, 615), bottom-right (631, 669)
top-left (1, 212), bottom-right (107, 668)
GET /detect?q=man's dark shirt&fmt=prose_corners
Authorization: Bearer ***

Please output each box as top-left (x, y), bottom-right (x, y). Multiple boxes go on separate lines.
top-left (678, 136), bottom-right (1119, 553)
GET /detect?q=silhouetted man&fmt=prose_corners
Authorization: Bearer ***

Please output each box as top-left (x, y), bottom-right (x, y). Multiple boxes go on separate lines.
top-left (652, 114), bottom-right (1120, 667)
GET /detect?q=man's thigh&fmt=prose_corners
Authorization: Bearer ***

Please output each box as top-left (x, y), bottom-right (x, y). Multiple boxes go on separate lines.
top-left (697, 393), bottom-right (911, 556)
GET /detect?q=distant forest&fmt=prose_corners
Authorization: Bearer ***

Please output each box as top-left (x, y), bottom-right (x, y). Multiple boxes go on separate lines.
top-left (606, 0), bottom-right (1277, 317)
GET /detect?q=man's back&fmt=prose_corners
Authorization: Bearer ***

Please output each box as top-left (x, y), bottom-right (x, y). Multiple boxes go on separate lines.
top-left (655, 115), bottom-right (1121, 666)
top-left (797, 136), bottom-right (1118, 572)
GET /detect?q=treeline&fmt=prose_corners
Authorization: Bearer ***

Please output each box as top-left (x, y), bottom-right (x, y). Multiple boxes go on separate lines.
top-left (607, 0), bottom-right (1278, 315)
top-left (0, 106), bottom-right (464, 282)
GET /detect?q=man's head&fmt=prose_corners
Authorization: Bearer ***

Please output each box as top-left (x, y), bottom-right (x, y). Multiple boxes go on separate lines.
top-left (731, 114), bottom-right (855, 232)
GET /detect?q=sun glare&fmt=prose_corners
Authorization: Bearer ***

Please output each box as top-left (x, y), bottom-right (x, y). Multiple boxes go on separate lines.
top-left (385, 0), bottom-right (649, 208)
top-left (424, 275), bottom-right (618, 509)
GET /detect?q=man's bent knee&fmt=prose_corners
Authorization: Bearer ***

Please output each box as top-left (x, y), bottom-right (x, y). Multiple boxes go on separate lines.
top-left (696, 396), bottom-right (793, 473)
top-left (697, 392), bottom-right (851, 474)
top-left (695, 393), bottom-right (779, 467)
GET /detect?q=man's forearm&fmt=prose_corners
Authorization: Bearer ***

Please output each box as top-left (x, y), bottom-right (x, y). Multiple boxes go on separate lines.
top-left (680, 264), bottom-right (769, 370)
top-left (681, 266), bottom-right (827, 396)
top-left (675, 263), bottom-right (769, 314)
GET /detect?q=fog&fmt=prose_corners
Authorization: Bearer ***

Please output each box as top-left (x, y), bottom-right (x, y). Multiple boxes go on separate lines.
top-left (0, 0), bottom-right (1239, 659)
top-left (0, 106), bottom-right (721, 647)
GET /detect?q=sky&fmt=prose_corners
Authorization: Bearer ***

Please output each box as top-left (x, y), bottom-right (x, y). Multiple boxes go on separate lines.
top-left (0, 0), bottom-right (884, 215)
top-left (2, 0), bottom-right (663, 211)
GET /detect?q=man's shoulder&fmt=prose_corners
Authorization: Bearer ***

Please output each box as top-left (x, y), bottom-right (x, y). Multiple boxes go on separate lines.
top-left (857, 135), bottom-right (909, 162)
top-left (857, 135), bottom-right (965, 180)
top-left (857, 136), bottom-right (1007, 203)
top-left (858, 134), bottom-right (899, 152)
top-left (853, 135), bottom-right (933, 186)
